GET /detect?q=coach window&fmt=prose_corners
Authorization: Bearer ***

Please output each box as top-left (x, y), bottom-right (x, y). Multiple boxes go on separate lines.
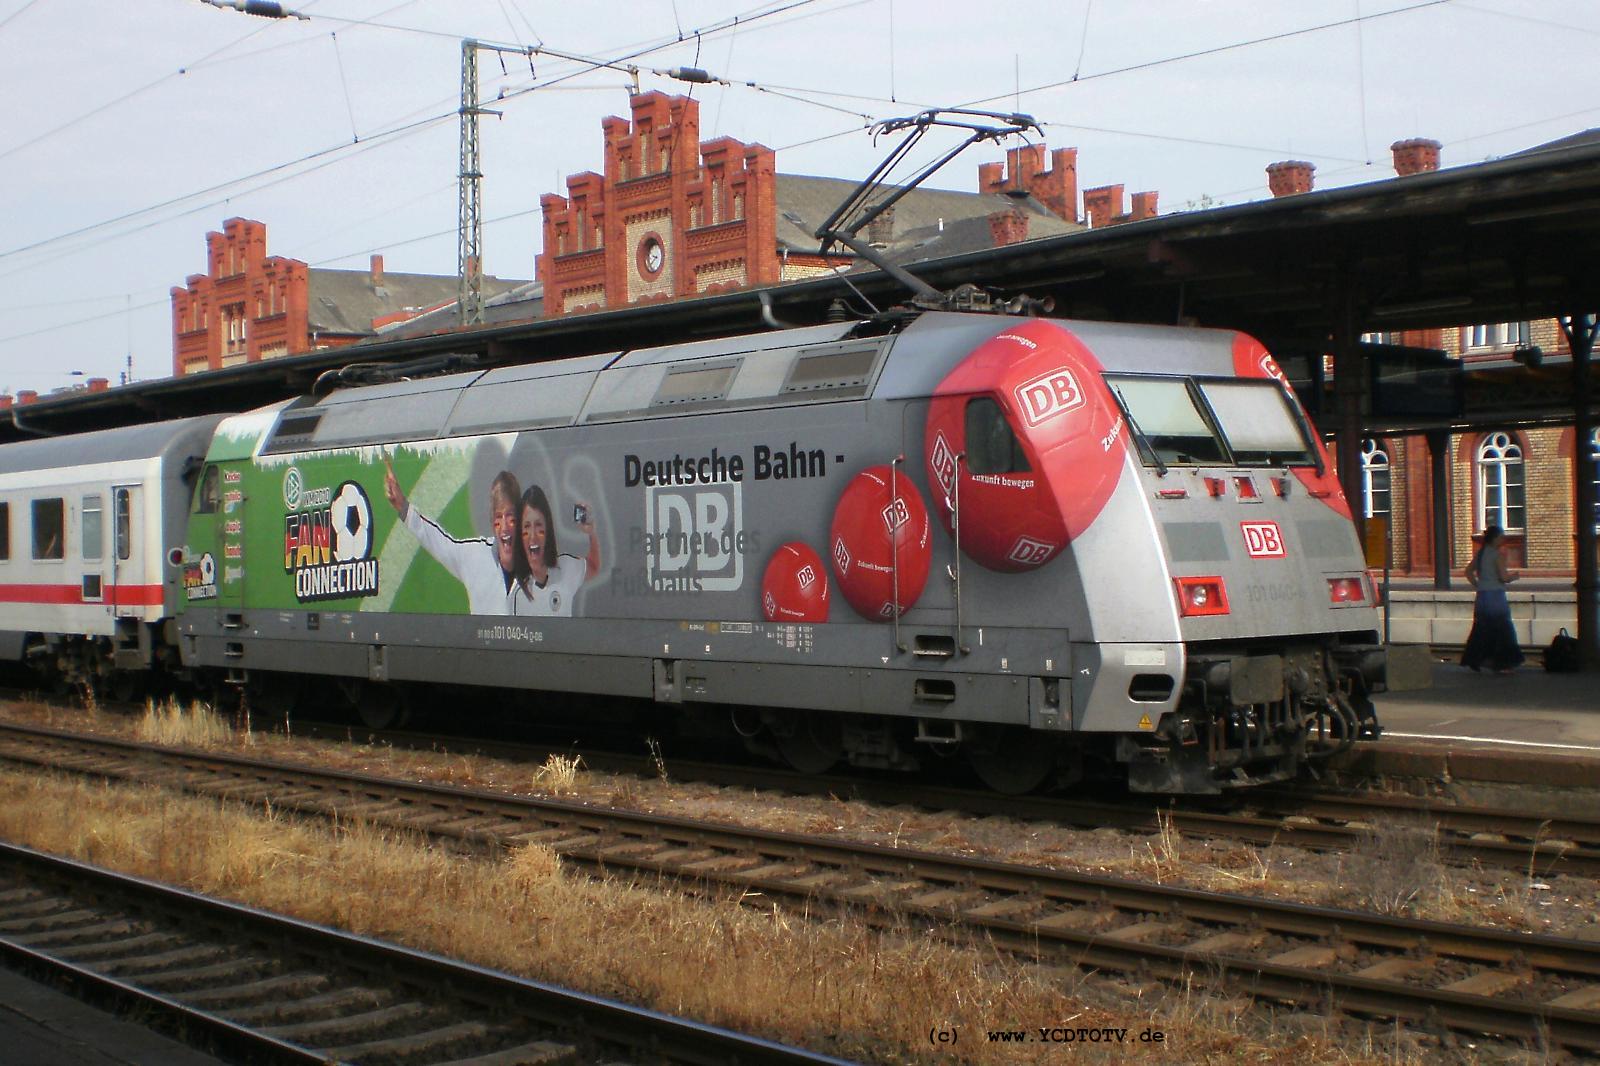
top-left (196, 465), bottom-right (220, 514)
top-left (32, 498), bottom-right (64, 561)
top-left (81, 495), bottom-right (103, 561)
top-left (0, 502), bottom-right (9, 560)
top-left (966, 397), bottom-right (1030, 474)
top-left (116, 489), bottom-right (132, 561)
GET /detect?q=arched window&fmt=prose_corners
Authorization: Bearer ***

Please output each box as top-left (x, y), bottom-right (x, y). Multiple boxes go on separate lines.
top-left (1476, 431), bottom-right (1525, 532)
top-left (1360, 438), bottom-right (1390, 520)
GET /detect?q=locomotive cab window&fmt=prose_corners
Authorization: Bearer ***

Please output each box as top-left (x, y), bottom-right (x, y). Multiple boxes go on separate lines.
top-left (81, 495), bottom-right (103, 561)
top-left (0, 501), bottom-right (9, 561)
top-left (195, 465), bottom-right (220, 514)
top-left (1106, 375), bottom-right (1228, 466)
top-left (31, 498), bottom-right (64, 560)
top-left (966, 396), bottom-right (1031, 474)
top-left (1196, 380), bottom-right (1315, 467)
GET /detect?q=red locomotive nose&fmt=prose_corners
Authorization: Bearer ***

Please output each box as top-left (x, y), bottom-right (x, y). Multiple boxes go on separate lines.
top-left (924, 319), bottom-right (1126, 572)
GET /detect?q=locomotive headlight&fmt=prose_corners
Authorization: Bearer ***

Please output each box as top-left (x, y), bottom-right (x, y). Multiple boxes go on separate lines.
top-left (1174, 576), bottom-right (1230, 617)
top-left (1326, 576), bottom-right (1366, 606)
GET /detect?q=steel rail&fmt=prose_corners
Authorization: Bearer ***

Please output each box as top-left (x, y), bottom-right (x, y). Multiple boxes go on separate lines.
top-left (4, 721), bottom-right (1600, 1049)
top-left (298, 720), bottom-right (1600, 877)
top-left (0, 840), bottom-right (851, 1066)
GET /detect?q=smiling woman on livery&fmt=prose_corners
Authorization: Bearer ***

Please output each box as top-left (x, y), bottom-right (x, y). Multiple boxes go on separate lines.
top-left (510, 485), bottom-right (601, 617)
top-left (383, 461), bottom-right (523, 615)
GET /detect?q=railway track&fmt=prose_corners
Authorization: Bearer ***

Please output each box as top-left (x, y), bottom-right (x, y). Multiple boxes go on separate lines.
top-left (0, 839), bottom-right (844, 1066)
top-left (301, 720), bottom-right (1600, 878)
top-left (4, 720), bottom-right (1600, 1051)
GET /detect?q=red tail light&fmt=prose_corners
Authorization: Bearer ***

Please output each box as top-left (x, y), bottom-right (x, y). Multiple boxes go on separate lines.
top-left (1174, 576), bottom-right (1230, 617)
top-left (1327, 576), bottom-right (1366, 605)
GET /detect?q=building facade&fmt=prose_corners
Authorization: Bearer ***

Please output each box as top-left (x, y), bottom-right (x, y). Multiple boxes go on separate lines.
top-left (1267, 141), bottom-right (1598, 582)
top-left (536, 91), bottom-right (1156, 317)
top-left (170, 218), bottom-right (523, 376)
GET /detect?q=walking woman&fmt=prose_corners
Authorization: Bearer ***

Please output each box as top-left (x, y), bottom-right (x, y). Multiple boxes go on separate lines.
top-left (1462, 525), bottom-right (1525, 673)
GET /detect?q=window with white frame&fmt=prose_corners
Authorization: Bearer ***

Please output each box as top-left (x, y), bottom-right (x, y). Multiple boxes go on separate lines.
top-left (1590, 427), bottom-right (1600, 534)
top-left (1476, 431), bottom-right (1526, 532)
top-left (1465, 322), bottom-right (1530, 350)
top-left (1361, 438), bottom-right (1391, 519)
top-left (1361, 332), bottom-right (1401, 346)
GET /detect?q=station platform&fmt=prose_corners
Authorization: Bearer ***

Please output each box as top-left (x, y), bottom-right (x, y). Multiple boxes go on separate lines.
top-left (0, 963), bottom-right (223, 1066)
top-left (1378, 581), bottom-right (1581, 649)
top-left (1346, 658), bottom-right (1600, 804)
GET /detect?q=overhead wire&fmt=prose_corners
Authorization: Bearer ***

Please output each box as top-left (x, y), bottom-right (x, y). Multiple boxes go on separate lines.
top-left (0, 0), bottom-right (836, 267)
top-left (0, 0), bottom-right (42, 33)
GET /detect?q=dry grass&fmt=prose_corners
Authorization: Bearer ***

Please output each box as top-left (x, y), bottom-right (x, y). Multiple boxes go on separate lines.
top-left (1337, 822), bottom-right (1444, 916)
top-left (8, 698), bottom-right (1600, 940)
top-left (532, 753), bottom-right (584, 794)
top-left (0, 766), bottom-right (1416, 1065)
top-left (134, 698), bottom-right (243, 749)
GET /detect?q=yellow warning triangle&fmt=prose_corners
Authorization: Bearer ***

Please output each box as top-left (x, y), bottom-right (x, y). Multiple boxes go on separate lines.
top-left (1137, 714), bottom-right (1153, 730)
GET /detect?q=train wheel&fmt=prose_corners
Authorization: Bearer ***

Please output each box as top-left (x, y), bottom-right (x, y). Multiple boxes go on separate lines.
top-left (356, 684), bottom-right (410, 731)
top-left (770, 710), bottom-right (843, 775)
top-left (967, 727), bottom-right (1058, 794)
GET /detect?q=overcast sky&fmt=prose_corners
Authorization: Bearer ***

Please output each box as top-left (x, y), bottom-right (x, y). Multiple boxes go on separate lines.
top-left (0, 0), bottom-right (1595, 391)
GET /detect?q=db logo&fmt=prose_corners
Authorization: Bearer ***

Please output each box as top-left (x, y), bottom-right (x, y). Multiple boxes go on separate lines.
top-left (764, 591), bottom-right (777, 615)
top-left (1007, 535), bottom-right (1058, 566)
top-left (881, 497), bottom-right (911, 534)
top-left (1258, 353), bottom-right (1289, 385)
top-left (832, 537), bottom-right (851, 575)
top-left (796, 564), bottom-right (817, 590)
top-left (929, 433), bottom-right (957, 496)
top-left (1014, 367), bottom-right (1085, 427)
top-left (1241, 521), bottom-right (1287, 559)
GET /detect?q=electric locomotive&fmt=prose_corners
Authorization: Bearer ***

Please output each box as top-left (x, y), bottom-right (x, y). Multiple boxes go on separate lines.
top-left (0, 109), bottom-right (1428, 792)
top-left (160, 309), bottom-right (1426, 793)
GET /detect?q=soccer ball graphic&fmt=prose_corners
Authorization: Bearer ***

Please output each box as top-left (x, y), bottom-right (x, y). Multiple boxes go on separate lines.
top-left (761, 542), bottom-right (830, 622)
top-left (331, 481), bottom-right (372, 562)
top-left (198, 552), bottom-right (216, 585)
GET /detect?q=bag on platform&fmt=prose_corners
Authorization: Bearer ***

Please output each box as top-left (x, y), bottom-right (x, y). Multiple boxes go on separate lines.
top-left (1544, 628), bottom-right (1580, 673)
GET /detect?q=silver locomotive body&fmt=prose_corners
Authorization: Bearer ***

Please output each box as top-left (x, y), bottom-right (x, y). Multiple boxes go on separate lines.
top-left (159, 311), bottom-right (1421, 792)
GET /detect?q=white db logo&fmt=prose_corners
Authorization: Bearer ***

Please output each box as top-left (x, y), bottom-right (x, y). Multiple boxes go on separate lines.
top-left (1241, 521), bottom-right (1286, 559)
top-left (1014, 368), bottom-right (1084, 428)
top-left (1007, 535), bottom-right (1058, 566)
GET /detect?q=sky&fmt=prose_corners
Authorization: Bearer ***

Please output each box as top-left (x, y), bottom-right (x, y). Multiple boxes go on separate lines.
top-left (0, 0), bottom-right (1596, 392)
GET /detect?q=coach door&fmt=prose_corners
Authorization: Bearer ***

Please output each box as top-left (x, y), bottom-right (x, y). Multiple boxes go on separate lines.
top-left (111, 486), bottom-right (144, 617)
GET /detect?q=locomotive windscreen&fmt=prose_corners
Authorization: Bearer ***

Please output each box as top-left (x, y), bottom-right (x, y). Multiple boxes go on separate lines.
top-left (1196, 380), bottom-right (1315, 466)
top-left (1107, 376), bottom-right (1227, 466)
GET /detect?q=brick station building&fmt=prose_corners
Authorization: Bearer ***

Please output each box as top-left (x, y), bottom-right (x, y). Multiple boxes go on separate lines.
top-left (1266, 138), bottom-right (1600, 612)
top-left (169, 218), bottom-right (524, 376)
top-left (536, 91), bottom-right (1155, 316)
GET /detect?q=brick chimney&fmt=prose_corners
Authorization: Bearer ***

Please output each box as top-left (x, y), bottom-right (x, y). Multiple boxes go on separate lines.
top-left (87, 377), bottom-right (109, 393)
top-left (987, 209), bottom-right (1029, 246)
top-left (0, 395), bottom-right (11, 409)
top-left (1082, 185), bottom-right (1121, 228)
top-left (1391, 138), bottom-right (1441, 176)
top-left (1266, 160), bottom-right (1315, 197)
top-left (370, 254), bottom-right (385, 287)
top-left (979, 145), bottom-right (1079, 224)
top-left (1130, 191), bottom-right (1159, 221)
top-left (17, 390), bottom-right (37, 405)
top-left (866, 206), bottom-right (895, 248)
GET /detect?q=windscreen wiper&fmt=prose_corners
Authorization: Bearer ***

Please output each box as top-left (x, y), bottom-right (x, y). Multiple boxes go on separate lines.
top-left (1112, 386), bottom-right (1167, 477)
